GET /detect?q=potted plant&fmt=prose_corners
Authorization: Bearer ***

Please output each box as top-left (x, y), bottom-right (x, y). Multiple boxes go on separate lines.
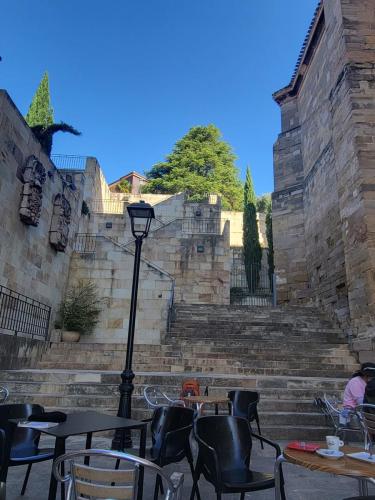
top-left (59, 281), bottom-right (102, 342)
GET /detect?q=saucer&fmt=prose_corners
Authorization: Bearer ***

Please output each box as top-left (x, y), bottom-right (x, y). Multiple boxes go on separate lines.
top-left (316, 449), bottom-right (344, 460)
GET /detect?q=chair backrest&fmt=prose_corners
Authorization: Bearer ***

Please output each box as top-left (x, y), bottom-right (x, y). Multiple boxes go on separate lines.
top-left (195, 416), bottom-right (252, 481)
top-left (181, 379), bottom-right (200, 397)
top-left (0, 403), bottom-right (45, 454)
top-left (356, 404), bottom-right (375, 452)
top-left (53, 449), bottom-right (184, 500)
top-left (151, 406), bottom-right (194, 465)
top-left (228, 390), bottom-right (259, 420)
top-left (144, 386), bottom-right (185, 409)
top-left (0, 387), bottom-right (9, 404)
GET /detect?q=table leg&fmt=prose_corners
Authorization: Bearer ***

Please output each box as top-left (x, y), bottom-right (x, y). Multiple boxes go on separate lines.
top-left (84, 432), bottom-right (93, 466)
top-left (137, 425), bottom-right (147, 500)
top-left (214, 404), bottom-right (219, 415)
top-left (274, 454), bottom-right (287, 500)
top-left (48, 437), bottom-right (66, 500)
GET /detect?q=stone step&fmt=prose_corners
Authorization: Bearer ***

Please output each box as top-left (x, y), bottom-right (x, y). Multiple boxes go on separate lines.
top-left (36, 361), bottom-right (354, 377)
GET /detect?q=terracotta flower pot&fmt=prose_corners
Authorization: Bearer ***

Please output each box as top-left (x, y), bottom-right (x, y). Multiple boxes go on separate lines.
top-left (61, 330), bottom-right (80, 342)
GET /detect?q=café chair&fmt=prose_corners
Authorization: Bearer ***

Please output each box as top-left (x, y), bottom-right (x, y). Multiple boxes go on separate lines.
top-left (228, 390), bottom-right (264, 449)
top-left (356, 403), bottom-right (375, 453)
top-left (0, 387), bottom-right (9, 404)
top-left (190, 415), bottom-right (285, 500)
top-left (144, 405), bottom-right (200, 500)
top-left (315, 395), bottom-right (363, 443)
top-left (144, 386), bottom-right (185, 409)
top-left (0, 403), bottom-right (54, 496)
top-left (53, 448), bottom-right (184, 500)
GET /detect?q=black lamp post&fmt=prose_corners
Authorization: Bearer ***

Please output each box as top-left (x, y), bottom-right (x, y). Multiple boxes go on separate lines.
top-left (112, 201), bottom-right (155, 450)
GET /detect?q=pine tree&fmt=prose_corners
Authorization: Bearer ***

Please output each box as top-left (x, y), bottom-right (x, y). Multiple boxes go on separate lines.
top-left (144, 125), bottom-right (243, 210)
top-left (25, 72), bottom-right (54, 128)
top-left (243, 166), bottom-right (262, 292)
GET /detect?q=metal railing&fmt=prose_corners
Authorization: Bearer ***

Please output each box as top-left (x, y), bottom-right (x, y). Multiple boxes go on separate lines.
top-left (181, 218), bottom-right (221, 234)
top-left (51, 154), bottom-right (88, 171)
top-left (74, 234), bottom-right (97, 253)
top-left (230, 263), bottom-right (275, 306)
top-left (0, 286), bottom-right (51, 339)
top-left (89, 199), bottom-right (126, 214)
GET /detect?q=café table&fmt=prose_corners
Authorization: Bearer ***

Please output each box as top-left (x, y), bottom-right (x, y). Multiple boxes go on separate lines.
top-left (17, 410), bottom-right (147, 500)
top-left (182, 395), bottom-right (230, 415)
top-left (274, 443), bottom-right (375, 499)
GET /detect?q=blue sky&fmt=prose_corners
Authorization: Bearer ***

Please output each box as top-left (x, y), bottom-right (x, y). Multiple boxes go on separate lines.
top-left (2, 0), bottom-right (317, 194)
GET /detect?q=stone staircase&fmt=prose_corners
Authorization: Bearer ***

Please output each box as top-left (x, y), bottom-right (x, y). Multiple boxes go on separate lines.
top-left (0, 304), bottom-right (359, 440)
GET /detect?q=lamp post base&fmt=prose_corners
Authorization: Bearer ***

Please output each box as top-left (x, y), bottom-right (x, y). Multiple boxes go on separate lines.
top-left (111, 369), bottom-right (135, 450)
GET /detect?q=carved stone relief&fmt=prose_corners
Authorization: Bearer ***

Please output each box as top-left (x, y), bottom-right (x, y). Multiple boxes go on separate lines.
top-left (49, 193), bottom-right (72, 252)
top-left (19, 155), bottom-right (46, 226)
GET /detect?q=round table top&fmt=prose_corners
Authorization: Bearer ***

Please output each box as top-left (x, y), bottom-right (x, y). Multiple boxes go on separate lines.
top-left (182, 395), bottom-right (229, 404)
top-left (284, 443), bottom-right (375, 478)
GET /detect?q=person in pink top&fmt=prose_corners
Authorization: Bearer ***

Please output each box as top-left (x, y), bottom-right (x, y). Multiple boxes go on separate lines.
top-left (343, 363), bottom-right (375, 409)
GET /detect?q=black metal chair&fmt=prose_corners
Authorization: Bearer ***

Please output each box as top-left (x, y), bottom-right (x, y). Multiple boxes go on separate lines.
top-left (0, 404), bottom-right (54, 496)
top-left (228, 390), bottom-right (264, 449)
top-left (190, 415), bottom-right (285, 500)
top-left (145, 405), bottom-right (200, 500)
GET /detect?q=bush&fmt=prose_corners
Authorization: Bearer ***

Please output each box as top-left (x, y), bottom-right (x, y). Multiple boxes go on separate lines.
top-left (59, 281), bottom-right (103, 334)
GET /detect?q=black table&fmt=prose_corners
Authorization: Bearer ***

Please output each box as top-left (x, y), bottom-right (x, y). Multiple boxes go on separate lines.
top-left (25, 411), bottom-right (147, 500)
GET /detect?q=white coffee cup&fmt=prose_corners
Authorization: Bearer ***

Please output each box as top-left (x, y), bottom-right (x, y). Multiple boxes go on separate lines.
top-left (326, 435), bottom-right (344, 451)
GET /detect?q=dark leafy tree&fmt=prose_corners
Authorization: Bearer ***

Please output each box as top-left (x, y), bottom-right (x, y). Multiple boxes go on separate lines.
top-left (266, 202), bottom-right (275, 290)
top-left (144, 124), bottom-right (243, 210)
top-left (243, 166), bottom-right (262, 292)
top-left (31, 123), bottom-right (81, 157)
top-left (256, 193), bottom-right (272, 213)
top-left (25, 72), bottom-right (54, 128)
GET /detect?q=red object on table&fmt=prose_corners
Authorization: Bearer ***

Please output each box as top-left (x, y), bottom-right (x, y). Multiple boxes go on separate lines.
top-left (286, 441), bottom-right (321, 452)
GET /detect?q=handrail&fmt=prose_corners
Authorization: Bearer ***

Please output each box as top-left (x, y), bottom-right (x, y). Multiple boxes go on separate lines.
top-left (0, 285), bottom-right (51, 339)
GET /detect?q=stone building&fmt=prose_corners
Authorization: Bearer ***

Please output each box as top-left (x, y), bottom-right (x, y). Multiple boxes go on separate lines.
top-left (272, 0), bottom-right (375, 360)
top-left (109, 171), bottom-right (147, 194)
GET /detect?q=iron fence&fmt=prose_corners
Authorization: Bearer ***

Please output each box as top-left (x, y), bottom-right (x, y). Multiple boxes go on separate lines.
top-left (74, 233), bottom-right (97, 253)
top-left (89, 199), bottom-right (126, 214)
top-left (51, 154), bottom-right (88, 171)
top-left (230, 263), bottom-right (275, 306)
top-left (181, 218), bottom-right (221, 234)
top-left (0, 286), bottom-right (51, 339)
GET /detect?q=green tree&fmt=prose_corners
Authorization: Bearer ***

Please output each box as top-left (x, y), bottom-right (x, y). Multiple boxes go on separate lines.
top-left (117, 179), bottom-right (132, 193)
top-left (25, 72), bottom-right (54, 128)
top-left (265, 202), bottom-right (275, 289)
top-left (144, 125), bottom-right (243, 210)
top-left (243, 166), bottom-right (262, 292)
top-left (256, 193), bottom-right (272, 213)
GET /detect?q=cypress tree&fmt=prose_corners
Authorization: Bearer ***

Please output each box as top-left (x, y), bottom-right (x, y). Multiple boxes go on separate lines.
top-left (266, 204), bottom-right (275, 289)
top-left (243, 166), bottom-right (262, 292)
top-left (25, 72), bottom-right (54, 128)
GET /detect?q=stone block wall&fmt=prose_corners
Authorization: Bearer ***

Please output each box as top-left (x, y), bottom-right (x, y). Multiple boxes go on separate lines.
top-left (0, 90), bottom-right (84, 365)
top-left (272, 0), bottom-right (375, 356)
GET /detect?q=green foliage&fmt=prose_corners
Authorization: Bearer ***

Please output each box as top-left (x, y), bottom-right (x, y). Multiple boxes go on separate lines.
top-left (243, 166), bottom-right (262, 292)
top-left (59, 281), bottom-right (103, 335)
top-left (117, 179), bottom-right (132, 193)
top-left (144, 125), bottom-right (243, 210)
top-left (31, 122), bottom-right (81, 157)
top-left (266, 202), bottom-right (275, 286)
top-left (256, 193), bottom-right (272, 213)
top-left (25, 72), bottom-right (54, 128)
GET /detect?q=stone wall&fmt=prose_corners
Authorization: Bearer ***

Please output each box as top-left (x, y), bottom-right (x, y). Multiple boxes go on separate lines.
top-left (0, 90), bottom-right (83, 320)
top-left (272, 0), bottom-right (375, 357)
top-left (0, 90), bottom-right (84, 364)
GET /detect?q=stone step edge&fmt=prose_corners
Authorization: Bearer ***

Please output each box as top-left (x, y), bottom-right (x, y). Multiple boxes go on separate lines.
top-left (0, 369), bottom-right (350, 382)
